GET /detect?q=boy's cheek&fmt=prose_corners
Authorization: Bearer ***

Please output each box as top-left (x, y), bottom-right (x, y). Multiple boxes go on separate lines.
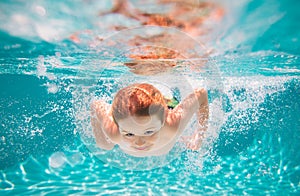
top-left (149, 133), bottom-right (160, 142)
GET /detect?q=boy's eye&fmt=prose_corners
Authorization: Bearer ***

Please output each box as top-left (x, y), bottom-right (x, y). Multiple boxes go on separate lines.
top-left (125, 133), bottom-right (135, 137)
top-left (144, 130), bottom-right (154, 135)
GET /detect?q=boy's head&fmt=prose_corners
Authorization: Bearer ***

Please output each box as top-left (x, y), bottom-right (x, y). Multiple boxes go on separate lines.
top-left (111, 83), bottom-right (167, 151)
top-left (112, 83), bottom-right (167, 124)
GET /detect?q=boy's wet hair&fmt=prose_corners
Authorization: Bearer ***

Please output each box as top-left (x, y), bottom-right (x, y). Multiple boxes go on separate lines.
top-left (112, 83), bottom-right (167, 125)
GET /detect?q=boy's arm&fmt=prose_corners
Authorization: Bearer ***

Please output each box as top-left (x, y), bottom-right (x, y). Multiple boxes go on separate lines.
top-left (167, 88), bottom-right (209, 150)
top-left (188, 88), bottom-right (209, 150)
top-left (91, 100), bottom-right (120, 150)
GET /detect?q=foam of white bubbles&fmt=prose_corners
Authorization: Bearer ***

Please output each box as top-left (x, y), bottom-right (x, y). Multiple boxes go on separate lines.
top-left (37, 56), bottom-right (47, 77)
top-left (36, 55), bottom-right (67, 94)
top-left (44, 83), bottom-right (59, 94)
top-left (178, 74), bottom-right (298, 172)
top-left (222, 76), bottom-right (290, 127)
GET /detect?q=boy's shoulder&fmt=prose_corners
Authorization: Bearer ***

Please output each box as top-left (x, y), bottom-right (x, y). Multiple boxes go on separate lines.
top-left (91, 100), bottom-right (110, 113)
top-left (165, 107), bottom-right (183, 127)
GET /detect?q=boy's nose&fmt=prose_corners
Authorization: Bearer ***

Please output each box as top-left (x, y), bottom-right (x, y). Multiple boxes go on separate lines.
top-left (135, 137), bottom-right (146, 146)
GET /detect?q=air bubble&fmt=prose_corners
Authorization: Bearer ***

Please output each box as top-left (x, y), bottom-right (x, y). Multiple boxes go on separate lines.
top-left (34, 5), bottom-right (46, 16)
top-left (49, 152), bottom-right (66, 168)
top-left (46, 83), bottom-right (59, 94)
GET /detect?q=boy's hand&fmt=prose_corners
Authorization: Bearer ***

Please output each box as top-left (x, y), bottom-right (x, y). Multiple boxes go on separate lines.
top-left (180, 132), bottom-right (204, 150)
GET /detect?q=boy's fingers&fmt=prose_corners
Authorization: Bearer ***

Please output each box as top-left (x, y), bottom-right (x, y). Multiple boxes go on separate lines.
top-left (180, 134), bottom-right (202, 150)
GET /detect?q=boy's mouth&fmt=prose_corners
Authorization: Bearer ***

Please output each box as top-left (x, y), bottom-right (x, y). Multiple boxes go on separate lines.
top-left (133, 145), bottom-right (152, 151)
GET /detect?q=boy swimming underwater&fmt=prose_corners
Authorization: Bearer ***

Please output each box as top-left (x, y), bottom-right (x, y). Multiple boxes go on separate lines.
top-left (91, 83), bottom-right (208, 157)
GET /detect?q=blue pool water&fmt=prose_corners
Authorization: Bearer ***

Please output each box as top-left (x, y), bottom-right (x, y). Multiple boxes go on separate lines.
top-left (1, 0), bottom-right (300, 195)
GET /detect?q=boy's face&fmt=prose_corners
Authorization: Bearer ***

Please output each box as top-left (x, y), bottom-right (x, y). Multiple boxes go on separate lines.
top-left (117, 113), bottom-right (164, 151)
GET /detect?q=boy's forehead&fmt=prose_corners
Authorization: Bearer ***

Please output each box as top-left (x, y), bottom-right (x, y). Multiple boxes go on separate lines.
top-left (118, 114), bottom-right (162, 133)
